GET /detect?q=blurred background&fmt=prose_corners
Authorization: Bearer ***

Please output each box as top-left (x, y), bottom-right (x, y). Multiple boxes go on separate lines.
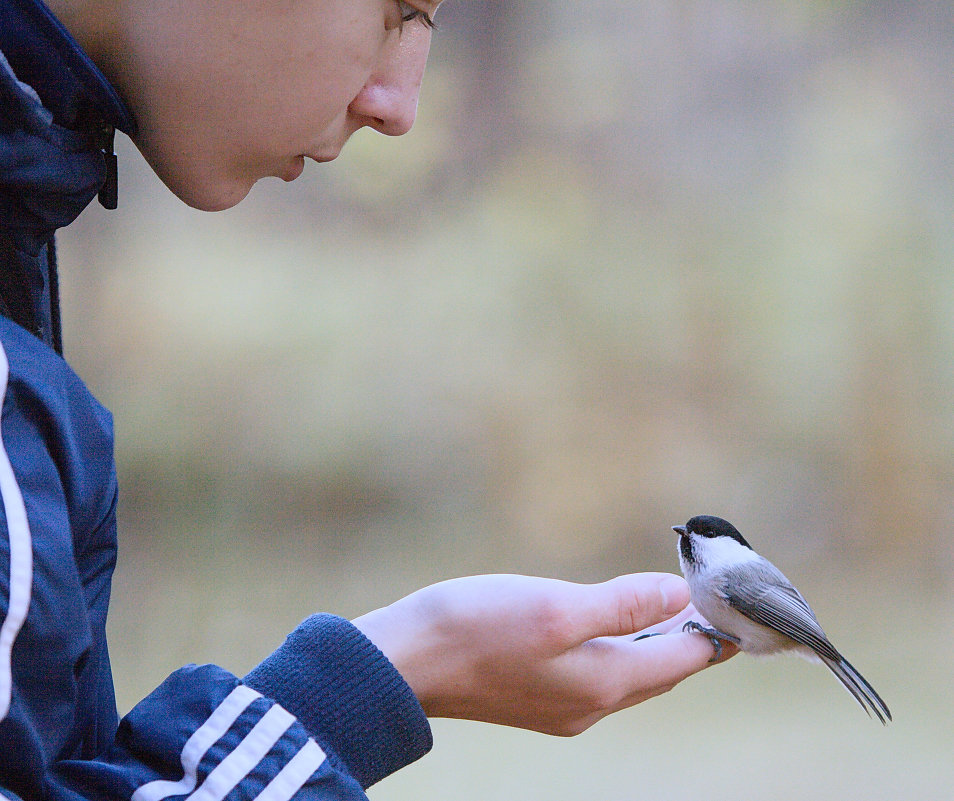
top-left (58, 1), bottom-right (951, 799)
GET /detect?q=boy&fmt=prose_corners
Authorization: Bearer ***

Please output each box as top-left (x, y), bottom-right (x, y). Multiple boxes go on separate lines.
top-left (0, 2), bottom-right (730, 799)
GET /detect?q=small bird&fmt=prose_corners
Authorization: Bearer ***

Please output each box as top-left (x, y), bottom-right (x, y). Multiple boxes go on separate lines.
top-left (673, 514), bottom-right (891, 724)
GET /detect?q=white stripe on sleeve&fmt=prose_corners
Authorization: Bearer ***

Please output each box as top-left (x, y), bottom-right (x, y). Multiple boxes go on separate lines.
top-left (187, 703), bottom-right (296, 801)
top-left (132, 685), bottom-right (262, 801)
top-left (254, 739), bottom-right (327, 801)
top-left (0, 342), bottom-right (33, 722)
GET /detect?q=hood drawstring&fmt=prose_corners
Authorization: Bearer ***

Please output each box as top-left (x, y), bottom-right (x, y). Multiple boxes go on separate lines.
top-left (96, 123), bottom-right (118, 210)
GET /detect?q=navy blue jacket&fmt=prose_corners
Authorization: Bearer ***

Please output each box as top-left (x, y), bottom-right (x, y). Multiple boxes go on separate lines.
top-left (0, 1), bottom-right (432, 797)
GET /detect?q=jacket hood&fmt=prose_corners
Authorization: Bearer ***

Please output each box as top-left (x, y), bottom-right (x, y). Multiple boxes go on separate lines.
top-left (1, 0), bottom-right (137, 254)
top-left (0, 0), bottom-right (137, 352)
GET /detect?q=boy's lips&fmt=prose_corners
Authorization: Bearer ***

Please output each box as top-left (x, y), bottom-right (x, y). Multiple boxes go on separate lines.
top-left (280, 149), bottom-right (342, 182)
top-left (308, 150), bottom-right (340, 163)
top-left (281, 156), bottom-right (306, 182)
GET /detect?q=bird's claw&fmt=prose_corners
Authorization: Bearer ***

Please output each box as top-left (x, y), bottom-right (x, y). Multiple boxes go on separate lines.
top-left (682, 621), bottom-right (739, 662)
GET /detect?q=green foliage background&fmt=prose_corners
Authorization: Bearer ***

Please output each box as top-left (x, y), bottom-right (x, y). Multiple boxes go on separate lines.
top-left (57, 3), bottom-right (952, 799)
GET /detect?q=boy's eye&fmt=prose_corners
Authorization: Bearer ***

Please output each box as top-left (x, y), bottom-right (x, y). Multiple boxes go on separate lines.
top-left (396, 1), bottom-right (436, 29)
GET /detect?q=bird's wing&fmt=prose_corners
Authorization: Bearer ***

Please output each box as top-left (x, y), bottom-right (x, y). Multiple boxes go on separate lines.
top-left (720, 560), bottom-right (842, 661)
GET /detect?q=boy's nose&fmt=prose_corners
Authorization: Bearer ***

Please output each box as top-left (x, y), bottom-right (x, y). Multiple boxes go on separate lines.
top-left (349, 25), bottom-right (433, 137)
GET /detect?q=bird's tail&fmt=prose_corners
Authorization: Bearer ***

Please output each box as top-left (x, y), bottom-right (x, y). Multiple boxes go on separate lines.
top-left (821, 654), bottom-right (892, 724)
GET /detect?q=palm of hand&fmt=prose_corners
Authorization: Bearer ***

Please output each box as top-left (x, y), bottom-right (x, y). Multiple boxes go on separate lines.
top-left (354, 573), bottom-right (735, 736)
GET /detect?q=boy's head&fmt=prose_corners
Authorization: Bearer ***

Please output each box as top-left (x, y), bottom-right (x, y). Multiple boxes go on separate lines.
top-left (46, 0), bottom-right (442, 210)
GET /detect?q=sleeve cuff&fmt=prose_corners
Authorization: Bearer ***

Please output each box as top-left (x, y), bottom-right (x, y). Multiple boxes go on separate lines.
top-left (242, 613), bottom-right (432, 789)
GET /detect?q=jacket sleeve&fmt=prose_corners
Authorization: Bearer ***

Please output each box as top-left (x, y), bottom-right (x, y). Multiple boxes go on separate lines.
top-left (0, 326), bottom-right (432, 801)
top-left (1, 522), bottom-right (431, 800)
top-left (54, 618), bottom-right (433, 801)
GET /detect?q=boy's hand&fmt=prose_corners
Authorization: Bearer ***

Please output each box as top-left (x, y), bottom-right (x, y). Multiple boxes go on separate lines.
top-left (353, 573), bottom-right (735, 736)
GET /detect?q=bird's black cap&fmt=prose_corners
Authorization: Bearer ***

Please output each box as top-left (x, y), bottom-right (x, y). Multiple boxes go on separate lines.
top-left (673, 515), bottom-right (752, 549)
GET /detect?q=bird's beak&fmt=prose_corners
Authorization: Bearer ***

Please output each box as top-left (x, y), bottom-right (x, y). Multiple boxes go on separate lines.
top-left (672, 525), bottom-right (687, 535)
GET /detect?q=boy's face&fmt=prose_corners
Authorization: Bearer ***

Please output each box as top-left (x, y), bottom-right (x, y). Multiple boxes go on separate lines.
top-left (116, 1), bottom-right (442, 210)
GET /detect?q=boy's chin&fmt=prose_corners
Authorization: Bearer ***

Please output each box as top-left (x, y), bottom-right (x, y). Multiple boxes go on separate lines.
top-left (168, 175), bottom-right (255, 213)
top-left (137, 146), bottom-right (256, 212)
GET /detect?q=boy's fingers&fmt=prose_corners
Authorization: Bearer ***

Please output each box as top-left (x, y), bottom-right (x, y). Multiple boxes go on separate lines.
top-left (568, 573), bottom-right (691, 641)
top-left (617, 630), bottom-right (736, 703)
